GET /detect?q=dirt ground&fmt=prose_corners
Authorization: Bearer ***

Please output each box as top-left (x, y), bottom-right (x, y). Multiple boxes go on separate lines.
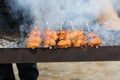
top-left (13, 62), bottom-right (120, 80)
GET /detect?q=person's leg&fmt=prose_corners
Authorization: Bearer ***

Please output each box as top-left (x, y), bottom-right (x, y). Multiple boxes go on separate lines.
top-left (17, 63), bottom-right (39, 80)
top-left (0, 64), bottom-right (15, 80)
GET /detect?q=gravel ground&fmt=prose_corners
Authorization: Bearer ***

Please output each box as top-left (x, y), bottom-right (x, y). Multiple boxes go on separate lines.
top-left (13, 62), bottom-right (120, 80)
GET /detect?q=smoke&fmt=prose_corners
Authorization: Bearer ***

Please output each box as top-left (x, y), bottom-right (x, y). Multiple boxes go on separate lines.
top-left (6, 0), bottom-right (120, 29)
top-left (6, 0), bottom-right (98, 31)
top-left (6, 0), bottom-right (120, 46)
top-left (111, 0), bottom-right (120, 16)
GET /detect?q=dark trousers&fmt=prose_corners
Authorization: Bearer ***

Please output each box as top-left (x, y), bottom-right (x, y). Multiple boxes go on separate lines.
top-left (0, 63), bottom-right (39, 80)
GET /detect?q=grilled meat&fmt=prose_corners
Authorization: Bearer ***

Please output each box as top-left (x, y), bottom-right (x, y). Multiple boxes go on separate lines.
top-left (44, 29), bottom-right (58, 41)
top-left (57, 30), bottom-right (71, 40)
top-left (27, 28), bottom-right (41, 48)
top-left (88, 37), bottom-right (102, 47)
top-left (44, 37), bottom-right (56, 48)
top-left (88, 32), bottom-right (102, 47)
top-left (87, 32), bottom-right (99, 38)
top-left (70, 30), bottom-right (84, 39)
top-left (27, 29), bottom-right (101, 48)
top-left (70, 30), bottom-right (87, 47)
top-left (57, 30), bottom-right (72, 48)
top-left (44, 29), bottom-right (58, 48)
top-left (57, 39), bottom-right (71, 48)
top-left (72, 36), bottom-right (87, 47)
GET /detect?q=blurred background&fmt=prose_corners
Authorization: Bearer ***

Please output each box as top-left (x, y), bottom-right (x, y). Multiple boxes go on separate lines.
top-left (13, 62), bottom-right (120, 80)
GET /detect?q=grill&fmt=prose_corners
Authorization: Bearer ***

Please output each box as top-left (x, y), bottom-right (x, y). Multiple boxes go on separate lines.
top-left (0, 1), bottom-right (120, 63)
top-left (0, 29), bottom-right (120, 63)
top-left (0, 46), bottom-right (120, 63)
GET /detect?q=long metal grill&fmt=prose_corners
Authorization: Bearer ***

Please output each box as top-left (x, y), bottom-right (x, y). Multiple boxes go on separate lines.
top-left (0, 1), bottom-right (120, 63)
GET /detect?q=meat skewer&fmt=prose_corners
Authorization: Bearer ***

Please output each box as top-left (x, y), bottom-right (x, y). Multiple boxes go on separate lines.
top-left (57, 20), bottom-right (87, 48)
top-left (44, 29), bottom-right (58, 48)
top-left (85, 21), bottom-right (102, 47)
top-left (70, 30), bottom-right (87, 47)
top-left (44, 29), bottom-right (58, 41)
top-left (87, 32), bottom-right (102, 47)
top-left (57, 39), bottom-right (71, 48)
top-left (69, 21), bottom-right (87, 47)
top-left (70, 21), bottom-right (75, 31)
top-left (57, 30), bottom-right (71, 40)
top-left (27, 28), bottom-right (41, 48)
top-left (57, 21), bottom-right (72, 48)
top-left (59, 22), bottom-right (64, 31)
top-left (57, 30), bottom-right (71, 48)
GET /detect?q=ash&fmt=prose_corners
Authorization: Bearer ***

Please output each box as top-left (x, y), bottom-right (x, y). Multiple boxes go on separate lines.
top-left (0, 38), bottom-right (27, 48)
top-left (0, 39), bottom-right (18, 48)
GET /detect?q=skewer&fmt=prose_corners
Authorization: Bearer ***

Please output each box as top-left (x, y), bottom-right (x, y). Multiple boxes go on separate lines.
top-left (45, 22), bottom-right (50, 49)
top-left (46, 22), bottom-right (49, 25)
top-left (96, 46), bottom-right (99, 48)
top-left (70, 21), bottom-right (75, 30)
top-left (49, 46), bottom-right (52, 49)
top-left (34, 19), bottom-right (39, 29)
top-left (86, 22), bottom-right (90, 32)
top-left (32, 47), bottom-right (35, 50)
top-left (43, 23), bottom-right (58, 49)
top-left (86, 21), bottom-right (102, 48)
top-left (59, 21), bottom-right (64, 31)
top-left (27, 28), bottom-right (41, 48)
top-left (46, 22), bottom-right (49, 28)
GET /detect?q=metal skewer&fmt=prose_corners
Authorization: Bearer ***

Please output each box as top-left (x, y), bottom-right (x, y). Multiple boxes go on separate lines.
top-left (46, 22), bottom-right (49, 29)
top-left (59, 21), bottom-right (64, 31)
top-left (86, 22), bottom-right (90, 32)
top-left (85, 22), bottom-right (100, 48)
top-left (70, 21), bottom-right (75, 30)
top-left (32, 47), bottom-right (35, 50)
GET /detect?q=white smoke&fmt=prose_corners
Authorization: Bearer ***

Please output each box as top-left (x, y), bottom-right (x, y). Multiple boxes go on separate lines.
top-left (7, 0), bottom-right (120, 29)
top-left (111, 0), bottom-right (120, 15)
top-left (6, 0), bottom-right (120, 46)
top-left (7, 0), bottom-right (98, 31)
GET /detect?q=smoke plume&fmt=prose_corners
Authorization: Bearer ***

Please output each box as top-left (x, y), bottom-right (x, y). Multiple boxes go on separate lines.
top-left (6, 0), bottom-right (120, 46)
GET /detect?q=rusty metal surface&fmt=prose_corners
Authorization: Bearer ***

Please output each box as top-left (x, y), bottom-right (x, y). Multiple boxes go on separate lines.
top-left (0, 46), bottom-right (120, 63)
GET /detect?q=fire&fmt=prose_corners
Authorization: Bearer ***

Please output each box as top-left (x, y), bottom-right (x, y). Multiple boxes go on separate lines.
top-left (27, 28), bottom-right (41, 48)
